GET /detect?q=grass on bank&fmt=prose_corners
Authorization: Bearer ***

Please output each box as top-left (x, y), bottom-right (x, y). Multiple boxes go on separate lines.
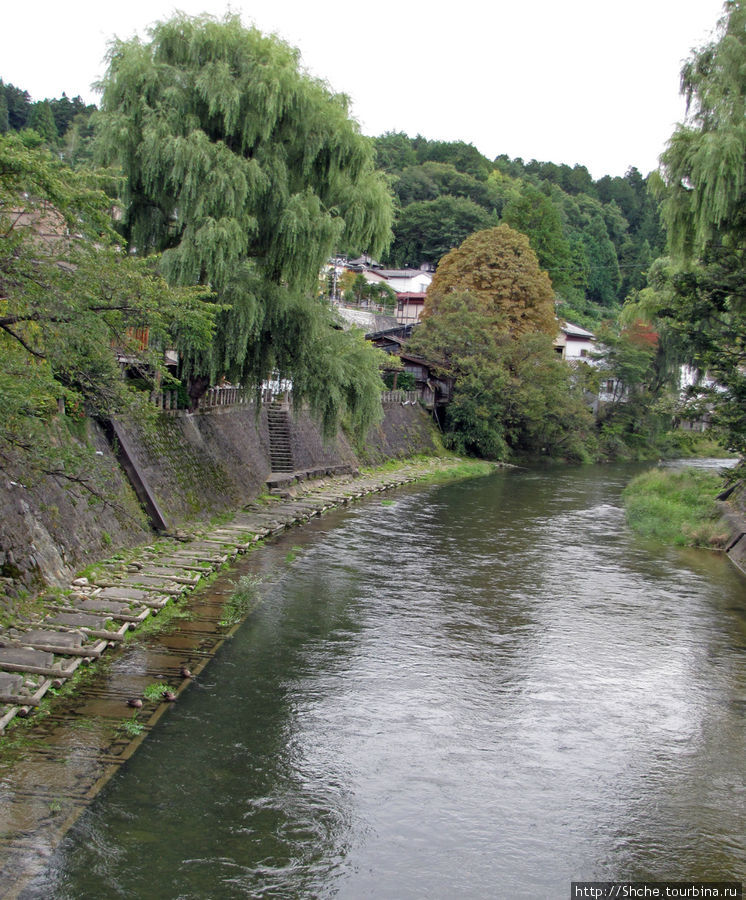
top-left (622, 467), bottom-right (731, 548)
top-left (361, 454), bottom-right (496, 481)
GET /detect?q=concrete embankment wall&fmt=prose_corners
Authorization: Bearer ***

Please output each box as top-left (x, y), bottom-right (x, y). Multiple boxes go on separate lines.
top-left (0, 402), bottom-right (438, 596)
top-left (722, 481), bottom-right (746, 576)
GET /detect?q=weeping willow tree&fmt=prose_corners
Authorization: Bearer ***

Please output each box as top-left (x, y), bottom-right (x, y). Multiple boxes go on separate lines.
top-left (95, 13), bottom-right (393, 435)
top-left (661, 0), bottom-right (746, 257)
top-left (658, 0), bottom-right (746, 459)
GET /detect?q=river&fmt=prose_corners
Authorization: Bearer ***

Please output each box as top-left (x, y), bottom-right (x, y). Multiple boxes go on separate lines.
top-left (27, 464), bottom-right (746, 898)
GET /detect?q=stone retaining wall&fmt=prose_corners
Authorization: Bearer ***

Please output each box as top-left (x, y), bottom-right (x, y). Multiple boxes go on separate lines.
top-left (0, 422), bottom-right (151, 598)
top-left (0, 402), bottom-right (439, 595)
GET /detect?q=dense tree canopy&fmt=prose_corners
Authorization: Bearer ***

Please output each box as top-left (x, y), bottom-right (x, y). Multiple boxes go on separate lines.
top-left (95, 13), bottom-right (393, 434)
top-left (388, 195), bottom-right (494, 267)
top-left (500, 181), bottom-right (574, 296)
top-left (658, 0), bottom-right (746, 458)
top-left (423, 225), bottom-right (557, 337)
top-left (407, 290), bottom-right (594, 461)
top-left (0, 132), bottom-right (214, 484)
top-left (377, 133), bottom-right (664, 328)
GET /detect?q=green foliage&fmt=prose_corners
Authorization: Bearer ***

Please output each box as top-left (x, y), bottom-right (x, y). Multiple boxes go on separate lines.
top-left (661, 0), bottom-right (746, 258)
top-left (378, 133), bottom-right (663, 317)
top-left (501, 181), bottom-right (575, 295)
top-left (0, 89), bottom-right (8, 134)
top-left (142, 682), bottom-right (177, 701)
top-left (622, 467), bottom-right (730, 547)
top-left (373, 131), bottom-right (418, 173)
top-left (27, 101), bottom-right (58, 146)
top-left (342, 274), bottom-right (396, 310)
top-left (95, 12), bottom-right (393, 437)
top-left (425, 224), bottom-right (557, 337)
top-left (592, 323), bottom-right (682, 458)
top-left (408, 290), bottom-right (595, 461)
top-left (413, 137), bottom-right (492, 181)
top-left (220, 573), bottom-right (262, 626)
top-left (2, 82), bottom-right (31, 130)
top-left (388, 195), bottom-right (494, 267)
top-left (382, 371), bottom-right (416, 391)
top-left (0, 132), bottom-right (215, 488)
top-left (657, 0), bottom-right (746, 459)
top-left (118, 716), bottom-right (145, 737)
top-left (48, 93), bottom-right (95, 139)
top-left (395, 161), bottom-right (499, 209)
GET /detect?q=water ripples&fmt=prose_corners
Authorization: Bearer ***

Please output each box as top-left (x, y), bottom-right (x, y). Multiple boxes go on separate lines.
top-left (31, 465), bottom-right (746, 899)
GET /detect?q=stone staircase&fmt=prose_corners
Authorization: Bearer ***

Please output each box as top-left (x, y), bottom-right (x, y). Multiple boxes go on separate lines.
top-left (267, 402), bottom-right (294, 473)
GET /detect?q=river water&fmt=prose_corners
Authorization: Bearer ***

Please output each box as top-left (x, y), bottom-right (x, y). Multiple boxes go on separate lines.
top-left (29, 465), bottom-right (746, 898)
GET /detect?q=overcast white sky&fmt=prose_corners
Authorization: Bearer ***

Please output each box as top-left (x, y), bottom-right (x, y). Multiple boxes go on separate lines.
top-left (1, 0), bottom-right (726, 179)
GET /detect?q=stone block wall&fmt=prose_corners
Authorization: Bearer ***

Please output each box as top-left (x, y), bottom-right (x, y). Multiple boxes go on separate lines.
top-left (0, 422), bottom-right (151, 597)
top-left (0, 400), bottom-right (440, 596)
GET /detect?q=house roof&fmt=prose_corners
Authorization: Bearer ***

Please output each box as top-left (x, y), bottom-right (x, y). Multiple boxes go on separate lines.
top-left (334, 306), bottom-right (398, 333)
top-left (561, 321), bottom-right (595, 340)
top-left (376, 268), bottom-right (432, 279)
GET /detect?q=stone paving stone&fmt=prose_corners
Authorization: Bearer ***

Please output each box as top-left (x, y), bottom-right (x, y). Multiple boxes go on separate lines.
top-left (183, 542), bottom-right (233, 553)
top-left (159, 550), bottom-right (222, 572)
top-left (46, 612), bottom-right (110, 630)
top-left (108, 576), bottom-right (184, 596)
top-left (0, 647), bottom-right (55, 670)
top-left (98, 587), bottom-right (150, 602)
top-left (140, 567), bottom-right (201, 582)
top-left (71, 598), bottom-right (133, 615)
top-left (0, 672), bottom-right (25, 696)
top-left (22, 630), bottom-right (84, 650)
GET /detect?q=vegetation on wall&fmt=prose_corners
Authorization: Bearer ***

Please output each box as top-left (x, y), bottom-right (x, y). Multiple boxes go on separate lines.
top-left (0, 132), bottom-right (214, 489)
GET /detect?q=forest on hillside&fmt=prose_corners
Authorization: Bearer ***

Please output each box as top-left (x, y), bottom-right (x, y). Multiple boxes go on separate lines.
top-left (372, 132), bottom-right (665, 329)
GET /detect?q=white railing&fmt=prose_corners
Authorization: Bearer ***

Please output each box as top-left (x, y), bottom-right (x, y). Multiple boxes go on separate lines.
top-left (381, 390), bottom-right (420, 404)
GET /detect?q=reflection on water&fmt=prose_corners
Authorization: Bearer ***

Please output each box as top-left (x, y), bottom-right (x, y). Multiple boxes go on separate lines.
top-left (28, 465), bottom-right (746, 899)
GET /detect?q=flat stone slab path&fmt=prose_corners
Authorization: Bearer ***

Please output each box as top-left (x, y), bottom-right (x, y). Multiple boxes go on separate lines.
top-left (0, 458), bottom-right (479, 897)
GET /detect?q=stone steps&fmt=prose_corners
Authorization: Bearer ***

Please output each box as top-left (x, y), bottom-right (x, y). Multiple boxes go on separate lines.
top-left (267, 403), bottom-right (294, 473)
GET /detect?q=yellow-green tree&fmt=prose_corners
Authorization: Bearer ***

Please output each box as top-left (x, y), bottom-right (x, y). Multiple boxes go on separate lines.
top-left (423, 225), bottom-right (557, 337)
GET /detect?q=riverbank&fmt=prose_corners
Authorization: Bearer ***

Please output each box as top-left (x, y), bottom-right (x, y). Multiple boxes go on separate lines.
top-left (0, 455), bottom-right (494, 897)
top-left (621, 462), bottom-right (746, 576)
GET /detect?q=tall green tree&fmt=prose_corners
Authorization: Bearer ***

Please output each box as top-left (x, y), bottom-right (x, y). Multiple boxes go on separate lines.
top-left (2, 82), bottom-right (31, 131)
top-left (95, 13), bottom-right (393, 434)
top-left (659, 0), bottom-right (746, 458)
top-left (27, 100), bottom-right (58, 145)
top-left (407, 290), bottom-right (594, 461)
top-left (501, 181), bottom-right (575, 296)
